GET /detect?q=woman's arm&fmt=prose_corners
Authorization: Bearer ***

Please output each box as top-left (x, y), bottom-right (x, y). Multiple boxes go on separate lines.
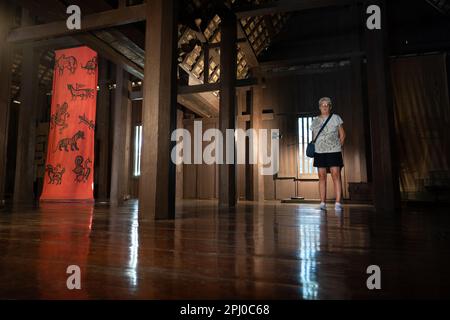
top-left (339, 124), bottom-right (346, 146)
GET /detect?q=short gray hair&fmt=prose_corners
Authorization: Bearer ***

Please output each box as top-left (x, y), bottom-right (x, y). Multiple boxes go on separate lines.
top-left (318, 97), bottom-right (332, 107)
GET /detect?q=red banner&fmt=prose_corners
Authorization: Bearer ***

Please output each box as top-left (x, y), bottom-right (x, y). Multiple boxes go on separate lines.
top-left (40, 46), bottom-right (98, 202)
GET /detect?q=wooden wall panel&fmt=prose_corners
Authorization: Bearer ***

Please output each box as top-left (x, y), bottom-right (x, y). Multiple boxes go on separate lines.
top-left (182, 120), bottom-right (197, 199)
top-left (196, 118), bottom-right (217, 199)
top-left (237, 118), bottom-right (246, 200)
top-left (181, 66), bottom-right (367, 202)
top-left (258, 67), bottom-right (367, 201)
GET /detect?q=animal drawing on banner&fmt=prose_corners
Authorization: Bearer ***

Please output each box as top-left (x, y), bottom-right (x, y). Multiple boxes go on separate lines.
top-left (55, 54), bottom-right (77, 76)
top-left (54, 130), bottom-right (85, 152)
top-left (67, 83), bottom-right (95, 100)
top-left (46, 164), bottom-right (65, 185)
top-left (78, 113), bottom-right (95, 130)
top-left (81, 56), bottom-right (98, 75)
top-left (73, 155), bottom-right (92, 183)
top-left (50, 102), bottom-right (70, 133)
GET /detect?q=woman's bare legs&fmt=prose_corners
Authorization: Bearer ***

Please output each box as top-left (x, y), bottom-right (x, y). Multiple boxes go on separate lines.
top-left (318, 168), bottom-right (327, 203)
top-left (330, 166), bottom-right (342, 203)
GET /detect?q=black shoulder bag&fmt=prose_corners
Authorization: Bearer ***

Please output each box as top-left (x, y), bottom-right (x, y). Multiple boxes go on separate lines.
top-left (306, 114), bottom-right (333, 158)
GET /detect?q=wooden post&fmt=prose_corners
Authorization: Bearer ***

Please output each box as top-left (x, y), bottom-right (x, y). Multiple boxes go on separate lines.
top-left (13, 45), bottom-right (41, 203)
top-left (350, 56), bottom-right (368, 183)
top-left (0, 0), bottom-right (15, 204)
top-left (96, 57), bottom-right (111, 201)
top-left (110, 66), bottom-right (131, 205)
top-left (139, 0), bottom-right (177, 219)
top-left (250, 86), bottom-right (265, 201)
top-left (219, 11), bottom-right (237, 208)
top-left (364, 0), bottom-right (400, 211)
top-left (244, 90), bottom-right (252, 201)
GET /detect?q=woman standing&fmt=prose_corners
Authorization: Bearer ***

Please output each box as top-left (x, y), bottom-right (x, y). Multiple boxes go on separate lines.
top-left (310, 97), bottom-right (346, 211)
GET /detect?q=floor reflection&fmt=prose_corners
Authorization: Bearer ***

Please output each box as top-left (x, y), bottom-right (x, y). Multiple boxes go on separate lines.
top-left (1, 200), bottom-right (450, 299)
top-left (298, 213), bottom-right (320, 300)
top-left (127, 207), bottom-right (139, 289)
top-left (37, 203), bottom-right (94, 299)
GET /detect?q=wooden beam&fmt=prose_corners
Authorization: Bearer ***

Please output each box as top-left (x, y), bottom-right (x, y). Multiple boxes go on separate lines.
top-left (16, 0), bottom-right (145, 79)
top-left (14, 36), bottom-right (80, 50)
top-left (7, 4), bottom-right (147, 43)
top-left (131, 88), bottom-right (219, 118)
top-left (219, 11), bottom-right (237, 208)
top-left (16, 0), bottom-right (67, 21)
top-left (75, 33), bottom-right (144, 79)
top-left (207, 38), bottom-right (246, 48)
top-left (179, 82), bottom-right (220, 94)
top-left (130, 78), bottom-right (257, 98)
top-left (139, 0), bottom-right (178, 220)
top-left (180, 78), bottom-right (258, 94)
top-left (260, 51), bottom-right (365, 70)
top-left (234, 0), bottom-right (355, 18)
top-left (177, 94), bottom-right (219, 118)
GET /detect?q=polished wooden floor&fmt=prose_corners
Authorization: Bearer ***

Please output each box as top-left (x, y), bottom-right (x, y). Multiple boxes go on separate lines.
top-left (0, 199), bottom-right (450, 299)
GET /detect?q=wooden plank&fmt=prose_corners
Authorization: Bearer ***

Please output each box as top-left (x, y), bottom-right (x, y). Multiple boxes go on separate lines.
top-left (234, 0), bottom-right (354, 18)
top-left (7, 4), bottom-right (147, 43)
top-left (139, 0), bottom-right (178, 220)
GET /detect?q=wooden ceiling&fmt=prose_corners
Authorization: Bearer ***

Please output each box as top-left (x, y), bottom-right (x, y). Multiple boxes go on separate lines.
top-left (8, 0), bottom-right (449, 116)
top-left (8, 0), bottom-right (293, 116)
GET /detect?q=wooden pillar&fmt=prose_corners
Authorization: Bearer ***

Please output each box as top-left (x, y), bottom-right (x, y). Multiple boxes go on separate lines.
top-left (250, 86), bottom-right (265, 201)
top-left (0, 1), bottom-right (15, 204)
top-left (244, 90), bottom-right (252, 201)
top-left (175, 109), bottom-right (184, 200)
top-left (110, 66), bottom-right (131, 205)
top-left (219, 11), bottom-right (237, 208)
top-left (96, 57), bottom-right (111, 201)
top-left (364, 0), bottom-right (400, 211)
top-left (350, 56), bottom-right (368, 183)
top-left (139, 0), bottom-right (177, 219)
top-left (13, 45), bottom-right (41, 203)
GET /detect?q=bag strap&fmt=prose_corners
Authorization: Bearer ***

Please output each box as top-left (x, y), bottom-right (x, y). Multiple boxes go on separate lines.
top-left (313, 114), bottom-right (333, 143)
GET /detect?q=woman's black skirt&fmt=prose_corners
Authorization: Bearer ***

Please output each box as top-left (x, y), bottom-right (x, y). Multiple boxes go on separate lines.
top-left (313, 152), bottom-right (344, 168)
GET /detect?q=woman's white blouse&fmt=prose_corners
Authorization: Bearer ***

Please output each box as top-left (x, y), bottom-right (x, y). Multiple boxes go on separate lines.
top-left (310, 114), bottom-right (344, 154)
